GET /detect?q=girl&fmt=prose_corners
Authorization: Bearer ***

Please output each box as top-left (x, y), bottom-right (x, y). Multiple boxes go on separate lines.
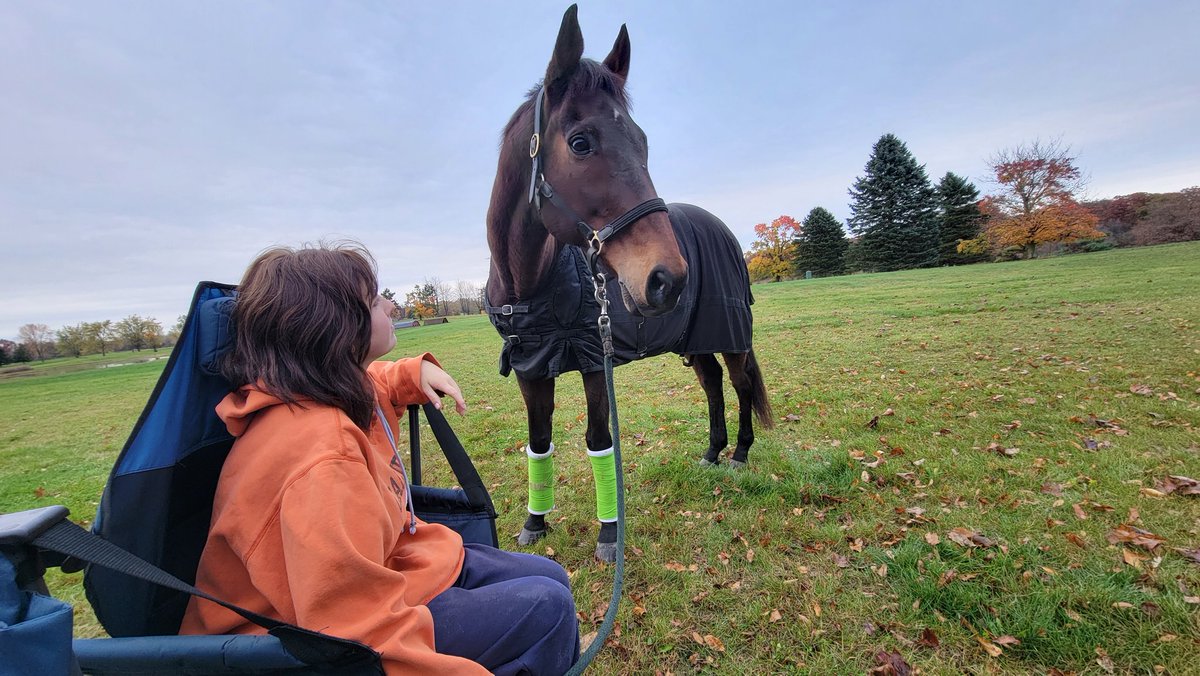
top-left (181, 243), bottom-right (579, 675)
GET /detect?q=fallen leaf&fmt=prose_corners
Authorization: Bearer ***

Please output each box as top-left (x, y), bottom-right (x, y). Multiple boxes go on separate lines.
top-left (34, 487), bottom-right (46, 498)
top-left (768, 609), bottom-right (782, 623)
top-left (1140, 487), bottom-right (1168, 498)
top-left (924, 532), bottom-right (940, 546)
top-left (1122, 548), bottom-right (1148, 569)
top-left (916, 627), bottom-right (940, 649)
top-left (975, 635), bottom-right (1003, 657)
top-left (866, 415), bottom-right (880, 429)
top-left (870, 650), bottom-right (911, 676)
top-left (1072, 503), bottom-right (1088, 520)
top-left (1130, 384), bottom-right (1153, 395)
top-left (1174, 547), bottom-right (1200, 565)
top-left (579, 631), bottom-right (598, 652)
top-left (833, 553), bottom-right (850, 568)
top-left (703, 634), bottom-right (725, 652)
top-left (882, 408), bottom-right (895, 416)
top-left (994, 635), bottom-right (1021, 647)
top-left (664, 562), bottom-right (687, 572)
top-left (1106, 524), bottom-right (1166, 551)
top-left (1041, 482), bottom-right (1064, 496)
top-left (1157, 634), bottom-right (1178, 643)
top-left (1064, 532), bottom-right (1087, 549)
top-left (948, 527), bottom-right (995, 548)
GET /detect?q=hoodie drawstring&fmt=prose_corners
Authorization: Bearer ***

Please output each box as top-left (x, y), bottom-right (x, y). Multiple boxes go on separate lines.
top-left (375, 404), bottom-right (418, 535)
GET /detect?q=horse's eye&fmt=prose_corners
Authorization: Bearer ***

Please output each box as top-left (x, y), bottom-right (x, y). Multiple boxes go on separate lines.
top-left (569, 135), bottom-right (592, 155)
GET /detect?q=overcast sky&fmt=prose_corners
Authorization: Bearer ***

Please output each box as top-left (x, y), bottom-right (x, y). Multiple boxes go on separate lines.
top-left (2, 1), bottom-right (1198, 340)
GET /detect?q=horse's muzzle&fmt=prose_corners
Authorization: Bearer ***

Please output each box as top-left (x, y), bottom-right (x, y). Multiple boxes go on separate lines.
top-left (639, 265), bottom-right (686, 316)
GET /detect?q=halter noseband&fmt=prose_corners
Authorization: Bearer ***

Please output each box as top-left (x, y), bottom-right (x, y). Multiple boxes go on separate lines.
top-left (527, 87), bottom-right (667, 248)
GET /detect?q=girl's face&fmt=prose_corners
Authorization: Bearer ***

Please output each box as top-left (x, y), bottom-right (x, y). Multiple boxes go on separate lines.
top-left (365, 294), bottom-right (397, 365)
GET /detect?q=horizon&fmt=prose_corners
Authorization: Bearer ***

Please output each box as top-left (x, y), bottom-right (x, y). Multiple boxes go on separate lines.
top-left (2, 1), bottom-right (1198, 340)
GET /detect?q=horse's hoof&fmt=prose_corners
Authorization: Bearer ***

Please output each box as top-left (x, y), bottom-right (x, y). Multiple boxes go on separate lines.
top-left (699, 457), bottom-right (719, 468)
top-left (517, 527), bottom-right (548, 546)
top-left (728, 459), bottom-right (747, 470)
top-left (594, 541), bottom-right (617, 563)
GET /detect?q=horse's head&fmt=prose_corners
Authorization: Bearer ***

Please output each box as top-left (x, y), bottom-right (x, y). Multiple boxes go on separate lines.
top-left (526, 5), bottom-right (687, 316)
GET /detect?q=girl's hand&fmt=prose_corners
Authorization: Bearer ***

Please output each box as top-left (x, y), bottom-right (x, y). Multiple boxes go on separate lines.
top-left (419, 361), bottom-right (467, 414)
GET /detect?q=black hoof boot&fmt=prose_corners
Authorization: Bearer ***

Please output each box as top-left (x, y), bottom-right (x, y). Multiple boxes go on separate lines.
top-left (518, 513), bottom-right (548, 546)
top-left (594, 521), bottom-right (618, 562)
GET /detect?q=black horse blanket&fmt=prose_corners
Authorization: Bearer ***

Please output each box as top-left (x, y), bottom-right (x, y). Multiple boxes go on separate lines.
top-left (487, 203), bottom-right (753, 380)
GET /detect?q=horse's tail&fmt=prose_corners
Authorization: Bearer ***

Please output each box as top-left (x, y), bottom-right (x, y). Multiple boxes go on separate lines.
top-left (746, 348), bottom-right (774, 429)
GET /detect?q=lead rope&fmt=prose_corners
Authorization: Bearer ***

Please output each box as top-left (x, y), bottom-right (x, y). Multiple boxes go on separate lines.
top-left (565, 237), bottom-right (625, 676)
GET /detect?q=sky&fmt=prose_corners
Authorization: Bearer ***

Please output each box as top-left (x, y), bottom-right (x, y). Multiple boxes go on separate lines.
top-left (2, 1), bottom-right (1198, 340)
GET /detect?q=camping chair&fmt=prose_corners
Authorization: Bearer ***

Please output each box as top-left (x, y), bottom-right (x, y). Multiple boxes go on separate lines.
top-left (0, 281), bottom-right (498, 675)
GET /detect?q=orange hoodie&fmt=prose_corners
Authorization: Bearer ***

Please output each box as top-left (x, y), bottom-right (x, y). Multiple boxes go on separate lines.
top-left (180, 355), bottom-right (490, 675)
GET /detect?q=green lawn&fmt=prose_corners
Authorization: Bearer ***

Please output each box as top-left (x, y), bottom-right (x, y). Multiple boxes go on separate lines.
top-left (3, 242), bottom-right (1198, 673)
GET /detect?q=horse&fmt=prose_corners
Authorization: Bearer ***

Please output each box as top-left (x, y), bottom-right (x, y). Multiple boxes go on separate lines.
top-left (484, 5), bottom-right (773, 562)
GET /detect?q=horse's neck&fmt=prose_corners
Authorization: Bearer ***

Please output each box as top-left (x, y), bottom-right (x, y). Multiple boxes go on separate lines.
top-left (488, 208), bottom-right (561, 304)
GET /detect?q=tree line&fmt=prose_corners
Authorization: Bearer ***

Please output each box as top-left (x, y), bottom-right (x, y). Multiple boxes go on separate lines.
top-left (2, 276), bottom-right (491, 367)
top-left (1, 315), bottom-right (177, 366)
top-left (384, 277), bottom-right (485, 321)
top-left (746, 134), bottom-right (1199, 281)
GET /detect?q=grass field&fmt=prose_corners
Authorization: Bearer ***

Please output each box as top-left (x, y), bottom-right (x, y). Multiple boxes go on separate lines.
top-left (2, 242), bottom-right (1198, 674)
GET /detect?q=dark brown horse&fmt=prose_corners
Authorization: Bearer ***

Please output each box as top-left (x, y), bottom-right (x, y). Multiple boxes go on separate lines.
top-left (485, 6), bottom-right (773, 561)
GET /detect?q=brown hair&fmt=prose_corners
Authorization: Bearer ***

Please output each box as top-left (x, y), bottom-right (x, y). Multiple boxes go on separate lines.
top-left (221, 242), bottom-right (380, 430)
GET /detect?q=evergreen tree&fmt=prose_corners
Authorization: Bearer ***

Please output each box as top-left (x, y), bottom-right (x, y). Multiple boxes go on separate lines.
top-left (936, 172), bottom-right (986, 265)
top-left (847, 134), bottom-right (940, 271)
top-left (795, 207), bottom-right (849, 277)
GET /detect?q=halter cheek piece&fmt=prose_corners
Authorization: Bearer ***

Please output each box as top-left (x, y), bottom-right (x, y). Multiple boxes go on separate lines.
top-left (527, 87), bottom-right (667, 250)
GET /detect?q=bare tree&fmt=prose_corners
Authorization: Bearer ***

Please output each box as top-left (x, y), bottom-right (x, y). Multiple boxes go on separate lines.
top-left (455, 280), bottom-right (479, 315)
top-left (17, 323), bottom-right (52, 361)
top-left (428, 276), bottom-right (453, 317)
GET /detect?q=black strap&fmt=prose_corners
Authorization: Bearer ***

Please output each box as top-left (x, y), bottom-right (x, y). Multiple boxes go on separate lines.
top-left (32, 520), bottom-right (382, 671)
top-left (408, 405), bottom-right (422, 486)
top-left (416, 403), bottom-right (496, 515)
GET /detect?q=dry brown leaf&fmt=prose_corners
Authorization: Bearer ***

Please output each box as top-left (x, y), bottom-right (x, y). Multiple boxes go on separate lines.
top-left (703, 634), bottom-right (725, 652)
top-left (924, 532), bottom-right (940, 546)
top-left (664, 562), bottom-right (687, 572)
top-left (975, 635), bottom-right (1003, 657)
top-left (916, 627), bottom-right (940, 649)
top-left (768, 609), bottom-right (782, 623)
top-left (1106, 524), bottom-right (1167, 551)
top-left (1175, 547), bottom-right (1200, 565)
top-left (1064, 532), bottom-right (1087, 549)
top-left (870, 650), bottom-right (912, 676)
top-left (1122, 548), bottom-right (1148, 569)
top-left (1072, 503), bottom-right (1088, 520)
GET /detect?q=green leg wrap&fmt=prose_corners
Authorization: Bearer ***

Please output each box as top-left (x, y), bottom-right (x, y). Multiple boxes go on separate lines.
top-left (526, 444), bottom-right (555, 515)
top-left (588, 446), bottom-right (617, 523)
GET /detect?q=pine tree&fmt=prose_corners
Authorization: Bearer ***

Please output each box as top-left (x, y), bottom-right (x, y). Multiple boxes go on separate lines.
top-left (795, 207), bottom-right (849, 277)
top-left (847, 134), bottom-right (940, 271)
top-left (936, 172), bottom-right (986, 265)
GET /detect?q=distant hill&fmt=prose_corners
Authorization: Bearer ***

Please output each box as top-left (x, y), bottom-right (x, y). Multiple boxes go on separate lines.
top-left (1083, 187), bottom-right (1199, 247)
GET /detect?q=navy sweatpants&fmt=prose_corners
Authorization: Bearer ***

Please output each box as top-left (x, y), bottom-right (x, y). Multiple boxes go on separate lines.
top-left (427, 544), bottom-right (579, 675)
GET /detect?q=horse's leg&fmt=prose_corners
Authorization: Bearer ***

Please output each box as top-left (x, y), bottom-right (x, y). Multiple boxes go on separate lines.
top-left (582, 370), bottom-right (618, 562)
top-left (517, 375), bottom-right (556, 546)
top-left (722, 352), bottom-right (756, 468)
top-left (690, 353), bottom-right (728, 466)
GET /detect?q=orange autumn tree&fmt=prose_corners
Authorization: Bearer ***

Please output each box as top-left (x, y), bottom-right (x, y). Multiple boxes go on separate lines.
top-left (983, 139), bottom-right (1102, 258)
top-left (746, 215), bottom-right (801, 282)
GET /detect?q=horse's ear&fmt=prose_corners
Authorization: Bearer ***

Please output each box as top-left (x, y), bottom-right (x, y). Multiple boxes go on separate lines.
top-left (603, 24), bottom-right (630, 81)
top-left (546, 4), bottom-right (584, 94)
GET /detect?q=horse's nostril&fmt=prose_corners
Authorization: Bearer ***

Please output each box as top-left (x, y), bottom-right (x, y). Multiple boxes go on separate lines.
top-left (646, 266), bottom-right (683, 309)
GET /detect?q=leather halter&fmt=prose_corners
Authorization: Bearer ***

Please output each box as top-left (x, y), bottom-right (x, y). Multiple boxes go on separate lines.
top-left (527, 87), bottom-right (667, 247)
